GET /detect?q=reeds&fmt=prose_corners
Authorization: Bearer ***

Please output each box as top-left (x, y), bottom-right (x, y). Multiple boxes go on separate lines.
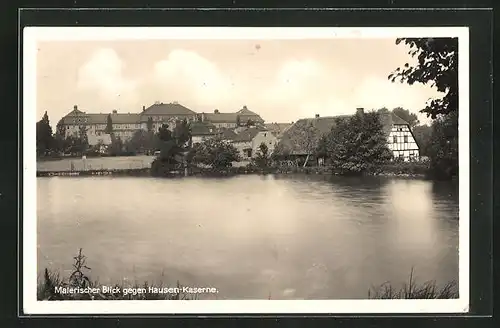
top-left (368, 267), bottom-right (458, 299)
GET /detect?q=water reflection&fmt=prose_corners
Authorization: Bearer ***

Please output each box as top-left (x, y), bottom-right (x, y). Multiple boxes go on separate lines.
top-left (37, 175), bottom-right (459, 299)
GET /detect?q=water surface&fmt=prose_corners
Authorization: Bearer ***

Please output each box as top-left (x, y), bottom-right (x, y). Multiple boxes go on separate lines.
top-left (37, 174), bottom-right (459, 299)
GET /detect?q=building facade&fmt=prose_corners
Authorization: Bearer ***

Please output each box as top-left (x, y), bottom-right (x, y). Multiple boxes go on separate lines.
top-left (58, 103), bottom-right (266, 144)
top-left (278, 108), bottom-right (420, 163)
top-left (231, 127), bottom-right (278, 159)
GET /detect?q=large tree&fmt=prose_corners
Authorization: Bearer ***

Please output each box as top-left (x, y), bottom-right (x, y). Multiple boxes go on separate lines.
top-left (105, 114), bottom-right (113, 134)
top-left (325, 111), bottom-right (392, 175)
top-left (392, 107), bottom-right (420, 128)
top-left (412, 124), bottom-right (433, 156)
top-left (427, 111), bottom-right (458, 179)
top-left (191, 138), bottom-right (240, 170)
top-left (388, 38), bottom-right (458, 118)
top-left (252, 142), bottom-right (270, 168)
top-left (36, 111), bottom-right (54, 156)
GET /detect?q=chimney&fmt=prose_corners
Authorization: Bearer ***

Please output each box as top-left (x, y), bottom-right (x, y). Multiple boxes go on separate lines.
top-left (356, 107), bottom-right (364, 115)
top-left (112, 110), bottom-right (117, 114)
top-left (214, 109), bottom-right (219, 114)
top-left (315, 114), bottom-right (320, 118)
top-left (142, 105), bottom-right (146, 111)
top-left (74, 105), bottom-right (78, 110)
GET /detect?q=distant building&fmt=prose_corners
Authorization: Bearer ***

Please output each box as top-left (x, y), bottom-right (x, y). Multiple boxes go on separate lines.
top-left (140, 102), bottom-right (197, 133)
top-left (58, 103), bottom-right (266, 144)
top-left (278, 108), bottom-right (420, 164)
top-left (231, 127), bottom-right (278, 159)
top-left (190, 121), bottom-right (218, 145)
top-left (201, 106), bottom-right (264, 129)
top-left (264, 122), bottom-right (293, 139)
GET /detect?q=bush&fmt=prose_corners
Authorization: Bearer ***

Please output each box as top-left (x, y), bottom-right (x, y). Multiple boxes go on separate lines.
top-left (379, 160), bottom-right (430, 176)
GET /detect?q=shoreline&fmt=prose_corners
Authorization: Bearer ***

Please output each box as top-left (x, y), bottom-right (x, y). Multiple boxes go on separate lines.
top-left (36, 168), bottom-right (429, 179)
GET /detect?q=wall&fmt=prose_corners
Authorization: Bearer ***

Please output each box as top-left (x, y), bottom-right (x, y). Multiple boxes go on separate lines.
top-left (387, 124), bottom-right (420, 161)
top-left (251, 131), bottom-right (278, 155)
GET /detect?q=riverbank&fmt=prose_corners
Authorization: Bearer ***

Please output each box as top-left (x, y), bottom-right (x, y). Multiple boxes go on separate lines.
top-left (37, 250), bottom-right (458, 300)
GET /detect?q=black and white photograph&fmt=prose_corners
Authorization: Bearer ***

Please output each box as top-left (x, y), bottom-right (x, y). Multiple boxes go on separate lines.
top-left (24, 27), bottom-right (469, 314)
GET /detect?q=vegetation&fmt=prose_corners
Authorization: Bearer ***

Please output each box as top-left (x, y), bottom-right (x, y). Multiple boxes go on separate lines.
top-left (189, 137), bottom-right (240, 171)
top-left (150, 121), bottom-right (192, 176)
top-left (368, 268), bottom-right (458, 299)
top-left (38, 250), bottom-right (457, 301)
top-left (252, 142), bottom-right (271, 169)
top-left (36, 111), bottom-right (54, 157)
top-left (389, 37), bottom-right (458, 119)
top-left (323, 111), bottom-right (393, 175)
top-left (38, 249), bottom-right (197, 300)
top-left (390, 37), bottom-right (459, 179)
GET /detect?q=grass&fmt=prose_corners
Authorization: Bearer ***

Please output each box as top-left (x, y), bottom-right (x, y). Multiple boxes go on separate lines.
top-left (37, 248), bottom-right (199, 300)
top-left (38, 249), bottom-right (458, 300)
top-left (368, 267), bottom-right (458, 299)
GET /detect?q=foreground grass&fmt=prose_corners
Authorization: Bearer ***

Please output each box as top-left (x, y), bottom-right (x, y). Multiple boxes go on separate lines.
top-left (368, 267), bottom-right (458, 299)
top-left (38, 249), bottom-right (458, 300)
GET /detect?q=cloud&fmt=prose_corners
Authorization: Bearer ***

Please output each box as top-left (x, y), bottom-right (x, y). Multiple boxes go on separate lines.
top-left (77, 48), bottom-right (138, 105)
top-left (150, 50), bottom-right (242, 110)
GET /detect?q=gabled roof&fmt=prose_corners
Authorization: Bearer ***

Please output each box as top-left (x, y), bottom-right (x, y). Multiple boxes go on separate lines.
top-left (265, 123), bottom-right (294, 138)
top-left (232, 127), bottom-right (268, 143)
top-left (236, 106), bottom-right (259, 116)
top-left (217, 128), bottom-right (238, 140)
top-left (142, 103), bottom-right (197, 116)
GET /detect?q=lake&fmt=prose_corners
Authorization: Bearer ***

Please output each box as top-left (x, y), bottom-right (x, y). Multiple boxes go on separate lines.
top-left (37, 174), bottom-right (459, 299)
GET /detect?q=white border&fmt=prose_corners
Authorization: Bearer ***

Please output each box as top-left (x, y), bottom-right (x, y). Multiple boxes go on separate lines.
top-left (23, 27), bottom-right (470, 315)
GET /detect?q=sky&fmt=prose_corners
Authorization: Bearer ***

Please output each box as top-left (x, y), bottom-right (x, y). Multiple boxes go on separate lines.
top-left (36, 38), bottom-right (442, 126)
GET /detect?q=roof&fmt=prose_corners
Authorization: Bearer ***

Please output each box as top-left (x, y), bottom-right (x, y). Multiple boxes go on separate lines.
top-left (232, 127), bottom-right (267, 143)
top-left (142, 103), bottom-right (197, 116)
top-left (236, 106), bottom-right (259, 116)
top-left (279, 116), bottom-right (350, 155)
top-left (190, 121), bottom-right (217, 136)
top-left (279, 111), bottom-right (412, 155)
top-left (61, 112), bottom-right (141, 125)
top-left (265, 123), bottom-right (293, 138)
top-left (378, 111), bottom-right (410, 134)
top-left (217, 128), bottom-right (238, 140)
top-left (203, 112), bottom-right (239, 123)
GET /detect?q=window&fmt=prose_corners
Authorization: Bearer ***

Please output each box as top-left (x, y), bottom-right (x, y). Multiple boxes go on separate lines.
top-left (404, 136), bottom-right (408, 143)
top-left (264, 133), bottom-right (267, 137)
top-left (393, 136), bottom-right (397, 143)
top-left (246, 149), bottom-right (252, 158)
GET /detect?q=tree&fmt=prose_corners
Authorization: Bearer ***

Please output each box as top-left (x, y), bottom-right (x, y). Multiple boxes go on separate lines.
top-left (301, 121), bottom-right (320, 167)
top-left (392, 107), bottom-right (420, 128)
top-left (389, 38), bottom-right (458, 118)
top-left (316, 135), bottom-right (329, 160)
top-left (412, 124), bottom-right (433, 156)
top-left (270, 141), bottom-right (290, 162)
top-left (246, 119), bottom-right (254, 127)
top-left (36, 111), bottom-right (54, 156)
top-left (77, 125), bottom-right (89, 154)
top-left (191, 138), bottom-right (240, 170)
top-left (109, 135), bottom-right (123, 156)
top-left (427, 111), bottom-right (458, 179)
top-left (252, 142), bottom-right (270, 168)
top-left (325, 111), bottom-right (392, 175)
top-left (172, 119), bottom-right (192, 148)
top-left (105, 114), bottom-right (113, 134)
top-left (236, 115), bottom-right (241, 127)
top-left (146, 117), bottom-right (154, 133)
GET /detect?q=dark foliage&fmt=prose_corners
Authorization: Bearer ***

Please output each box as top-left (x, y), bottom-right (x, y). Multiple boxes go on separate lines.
top-left (389, 38), bottom-right (458, 118)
